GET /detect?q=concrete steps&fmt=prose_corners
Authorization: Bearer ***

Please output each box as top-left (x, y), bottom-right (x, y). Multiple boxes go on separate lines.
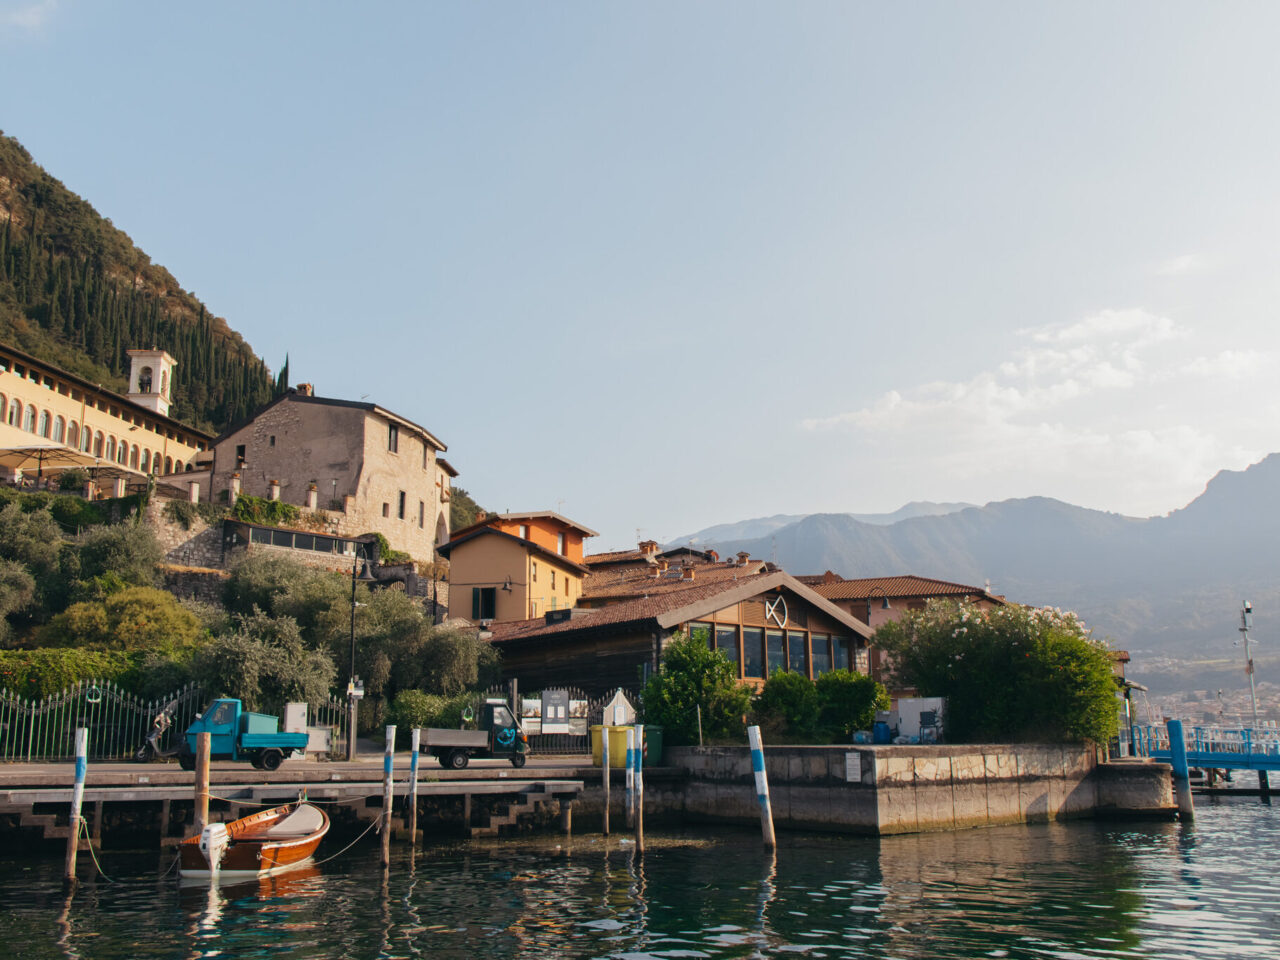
top-left (471, 785), bottom-right (555, 838)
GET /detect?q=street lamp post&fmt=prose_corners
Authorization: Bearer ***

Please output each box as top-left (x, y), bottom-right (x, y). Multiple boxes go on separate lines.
top-left (346, 542), bottom-right (376, 761)
top-left (1239, 601), bottom-right (1269, 796)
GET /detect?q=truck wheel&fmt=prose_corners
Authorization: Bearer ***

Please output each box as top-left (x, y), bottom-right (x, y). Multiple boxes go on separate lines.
top-left (446, 749), bottom-right (469, 770)
top-left (178, 745), bottom-right (195, 771)
top-left (510, 753), bottom-right (526, 769)
top-left (260, 749), bottom-right (284, 772)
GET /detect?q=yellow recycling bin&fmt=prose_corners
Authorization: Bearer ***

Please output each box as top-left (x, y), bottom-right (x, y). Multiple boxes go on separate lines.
top-left (590, 724), bottom-right (632, 767)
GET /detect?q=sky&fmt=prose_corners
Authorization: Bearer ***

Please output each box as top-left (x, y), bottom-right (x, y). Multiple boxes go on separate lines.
top-left (3, 2), bottom-right (1280, 550)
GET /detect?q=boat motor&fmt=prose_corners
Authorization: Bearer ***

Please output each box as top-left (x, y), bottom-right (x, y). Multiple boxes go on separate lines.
top-left (199, 822), bottom-right (230, 873)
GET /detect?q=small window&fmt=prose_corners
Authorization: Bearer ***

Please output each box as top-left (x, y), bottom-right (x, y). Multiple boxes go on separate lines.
top-left (519, 524), bottom-right (529, 539)
top-left (471, 587), bottom-right (496, 621)
top-left (550, 570), bottom-right (556, 590)
top-left (423, 443), bottom-right (429, 470)
top-left (235, 444), bottom-right (246, 464)
top-left (557, 532), bottom-right (566, 555)
top-left (388, 423), bottom-right (399, 453)
top-left (398, 491), bottom-right (406, 520)
top-left (382, 502), bottom-right (390, 518)
top-left (418, 500), bottom-right (425, 528)
top-left (269, 435), bottom-right (275, 447)
top-left (532, 562), bottom-right (537, 583)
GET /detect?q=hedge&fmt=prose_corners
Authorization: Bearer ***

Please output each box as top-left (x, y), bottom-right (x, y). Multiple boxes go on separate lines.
top-left (0, 648), bottom-right (136, 699)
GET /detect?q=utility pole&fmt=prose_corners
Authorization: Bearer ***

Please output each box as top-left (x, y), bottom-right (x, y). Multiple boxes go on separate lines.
top-left (1240, 601), bottom-right (1259, 729)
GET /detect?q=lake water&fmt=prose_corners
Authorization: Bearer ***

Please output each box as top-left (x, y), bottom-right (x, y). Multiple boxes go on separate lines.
top-left (3, 797), bottom-right (1279, 959)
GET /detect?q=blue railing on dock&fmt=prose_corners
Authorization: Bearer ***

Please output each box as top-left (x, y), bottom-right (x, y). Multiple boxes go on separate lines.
top-left (1132, 723), bottom-right (1280, 771)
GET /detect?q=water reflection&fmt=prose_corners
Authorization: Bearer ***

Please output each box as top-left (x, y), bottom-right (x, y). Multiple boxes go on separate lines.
top-left (6, 800), bottom-right (1280, 959)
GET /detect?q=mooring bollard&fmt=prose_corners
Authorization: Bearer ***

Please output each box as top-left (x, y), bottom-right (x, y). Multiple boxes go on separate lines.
top-left (64, 727), bottom-right (88, 885)
top-left (747, 725), bottom-right (777, 848)
top-left (602, 725), bottom-right (611, 836)
top-left (408, 727), bottom-right (421, 846)
top-left (1167, 719), bottom-right (1195, 821)
top-left (382, 725), bottom-right (396, 866)
top-left (634, 723), bottom-right (645, 853)
top-left (194, 732), bottom-right (211, 835)
top-left (625, 728), bottom-right (635, 829)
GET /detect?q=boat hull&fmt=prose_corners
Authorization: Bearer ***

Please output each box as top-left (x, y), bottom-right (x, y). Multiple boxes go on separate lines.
top-left (179, 802), bottom-right (329, 879)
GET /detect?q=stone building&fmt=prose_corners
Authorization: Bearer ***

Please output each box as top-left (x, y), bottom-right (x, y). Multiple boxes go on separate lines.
top-left (208, 386), bottom-right (453, 561)
top-left (0, 341), bottom-right (212, 489)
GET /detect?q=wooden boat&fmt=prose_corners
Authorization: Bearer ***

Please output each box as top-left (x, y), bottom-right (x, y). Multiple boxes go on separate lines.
top-left (179, 801), bottom-right (329, 879)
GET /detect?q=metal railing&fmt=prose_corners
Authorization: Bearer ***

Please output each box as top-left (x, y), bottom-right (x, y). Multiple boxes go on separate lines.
top-left (1131, 723), bottom-right (1280, 759)
top-left (307, 695), bottom-right (349, 757)
top-left (0, 681), bottom-right (206, 762)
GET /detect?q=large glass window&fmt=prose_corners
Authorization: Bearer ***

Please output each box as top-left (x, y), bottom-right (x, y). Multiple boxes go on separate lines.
top-left (811, 633), bottom-right (831, 676)
top-left (689, 622), bottom-right (713, 649)
top-left (766, 630), bottom-right (785, 675)
top-left (832, 636), bottom-right (851, 671)
top-left (743, 627), bottom-right (765, 678)
top-left (716, 625), bottom-right (739, 669)
top-left (787, 630), bottom-right (808, 676)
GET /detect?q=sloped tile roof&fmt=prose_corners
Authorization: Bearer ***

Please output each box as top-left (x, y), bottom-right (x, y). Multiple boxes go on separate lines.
top-left (812, 574), bottom-right (1004, 603)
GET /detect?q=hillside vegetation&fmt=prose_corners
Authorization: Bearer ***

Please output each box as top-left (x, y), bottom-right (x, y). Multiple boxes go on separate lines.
top-left (0, 132), bottom-right (280, 433)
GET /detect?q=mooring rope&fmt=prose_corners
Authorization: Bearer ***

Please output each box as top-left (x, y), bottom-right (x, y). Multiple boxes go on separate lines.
top-left (75, 817), bottom-right (115, 883)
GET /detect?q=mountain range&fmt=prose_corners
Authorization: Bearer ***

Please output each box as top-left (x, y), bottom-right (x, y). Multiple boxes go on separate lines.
top-left (671, 456), bottom-right (1280, 693)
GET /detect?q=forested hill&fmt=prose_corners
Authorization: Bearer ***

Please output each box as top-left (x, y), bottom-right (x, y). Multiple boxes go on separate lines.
top-left (0, 132), bottom-right (280, 434)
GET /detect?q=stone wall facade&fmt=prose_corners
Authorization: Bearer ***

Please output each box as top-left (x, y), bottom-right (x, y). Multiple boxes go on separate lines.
top-left (162, 568), bottom-right (228, 605)
top-left (145, 499), bottom-right (225, 568)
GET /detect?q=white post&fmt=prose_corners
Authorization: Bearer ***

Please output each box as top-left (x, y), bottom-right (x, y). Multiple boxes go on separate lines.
top-left (64, 727), bottom-right (88, 884)
top-left (602, 726), bottom-right (611, 837)
top-left (408, 727), bottom-right (421, 846)
top-left (748, 725), bottom-right (777, 848)
top-left (381, 725), bottom-right (396, 866)
top-left (634, 723), bottom-right (645, 853)
top-left (625, 728), bottom-right (635, 828)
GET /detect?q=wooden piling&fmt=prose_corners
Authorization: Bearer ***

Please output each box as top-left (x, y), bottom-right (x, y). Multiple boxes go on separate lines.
top-left (408, 727), bottom-right (421, 846)
top-left (560, 799), bottom-right (573, 835)
top-left (625, 728), bottom-right (635, 829)
top-left (381, 725), bottom-right (395, 866)
top-left (634, 723), bottom-right (644, 853)
top-left (193, 732), bottom-right (211, 835)
top-left (1167, 719), bottom-right (1195, 821)
top-left (747, 725), bottom-right (777, 848)
top-left (64, 727), bottom-right (87, 885)
top-left (602, 726), bottom-right (610, 837)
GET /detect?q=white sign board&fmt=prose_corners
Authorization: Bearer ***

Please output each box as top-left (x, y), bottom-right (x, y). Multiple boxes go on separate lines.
top-left (844, 751), bottom-right (862, 784)
top-left (542, 689), bottom-right (570, 734)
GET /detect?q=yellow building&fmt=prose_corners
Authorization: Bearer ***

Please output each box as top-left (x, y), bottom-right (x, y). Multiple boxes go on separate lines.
top-left (0, 342), bottom-right (212, 487)
top-left (437, 511), bottom-right (599, 623)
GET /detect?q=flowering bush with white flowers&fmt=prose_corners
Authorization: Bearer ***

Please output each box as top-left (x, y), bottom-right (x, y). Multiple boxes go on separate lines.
top-left (874, 599), bottom-right (1120, 744)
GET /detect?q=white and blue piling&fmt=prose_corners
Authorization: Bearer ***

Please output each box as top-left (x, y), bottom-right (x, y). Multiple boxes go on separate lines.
top-left (64, 727), bottom-right (88, 884)
top-left (747, 725), bottom-right (777, 848)
top-left (633, 723), bottom-right (645, 852)
top-left (1167, 719), bottom-right (1195, 821)
top-left (625, 728), bottom-right (636, 829)
top-left (382, 725), bottom-right (396, 865)
top-left (408, 727), bottom-right (421, 845)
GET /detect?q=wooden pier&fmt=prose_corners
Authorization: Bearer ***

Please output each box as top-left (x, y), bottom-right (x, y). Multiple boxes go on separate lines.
top-left (0, 758), bottom-right (586, 847)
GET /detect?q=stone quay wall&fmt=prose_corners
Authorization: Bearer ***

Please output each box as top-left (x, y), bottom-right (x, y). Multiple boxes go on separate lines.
top-left (646, 743), bottom-right (1175, 835)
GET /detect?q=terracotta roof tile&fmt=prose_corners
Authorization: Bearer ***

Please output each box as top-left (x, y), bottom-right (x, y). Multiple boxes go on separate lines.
top-left (811, 574), bottom-right (1004, 603)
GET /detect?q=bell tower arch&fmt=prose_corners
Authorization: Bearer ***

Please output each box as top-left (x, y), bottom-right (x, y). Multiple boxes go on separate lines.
top-left (126, 348), bottom-right (178, 417)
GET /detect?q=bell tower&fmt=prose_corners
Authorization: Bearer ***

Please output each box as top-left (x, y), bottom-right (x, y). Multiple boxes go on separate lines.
top-left (126, 348), bottom-right (178, 417)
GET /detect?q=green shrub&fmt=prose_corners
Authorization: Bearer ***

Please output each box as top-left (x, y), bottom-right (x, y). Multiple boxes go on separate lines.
top-left (876, 599), bottom-right (1121, 744)
top-left (57, 469), bottom-right (90, 492)
top-left (387, 689), bottom-right (477, 734)
top-left (231, 494), bottom-right (301, 527)
top-left (361, 531), bottom-right (410, 563)
top-left (641, 632), bottom-right (752, 745)
top-left (163, 499), bottom-right (226, 530)
top-left (0, 647), bottom-right (135, 698)
top-left (41, 586), bottom-right (203, 654)
top-left (754, 670), bottom-right (821, 739)
top-left (816, 669), bottom-right (889, 739)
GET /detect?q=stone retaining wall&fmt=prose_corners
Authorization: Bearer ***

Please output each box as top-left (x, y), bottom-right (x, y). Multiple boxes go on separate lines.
top-left (664, 743), bottom-right (1174, 835)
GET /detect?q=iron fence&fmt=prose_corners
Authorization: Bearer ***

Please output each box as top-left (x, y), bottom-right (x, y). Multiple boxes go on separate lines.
top-left (307, 695), bottom-right (349, 758)
top-left (0, 680), bottom-right (207, 762)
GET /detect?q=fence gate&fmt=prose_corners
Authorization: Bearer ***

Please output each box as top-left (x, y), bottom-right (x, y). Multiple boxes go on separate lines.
top-left (483, 685), bottom-right (639, 755)
top-left (0, 681), bottom-right (206, 762)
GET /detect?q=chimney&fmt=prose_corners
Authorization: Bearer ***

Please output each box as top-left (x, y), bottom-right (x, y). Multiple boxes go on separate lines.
top-left (658, 559), bottom-right (669, 572)
top-left (681, 565), bottom-right (695, 581)
top-left (476, 510), bottom-right (487, 521)
top-left (296, 383), bottom-right (314, 397)
top-left (639, 540), bottom-right (658, 557)
top-left (707, 549), bottom-right (719, 563)
top-left (737, 551), bottom-right (751, 566)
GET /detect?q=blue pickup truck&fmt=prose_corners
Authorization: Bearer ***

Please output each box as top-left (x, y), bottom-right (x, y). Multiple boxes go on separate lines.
top-left (177, 699), bottom-right (309, 771)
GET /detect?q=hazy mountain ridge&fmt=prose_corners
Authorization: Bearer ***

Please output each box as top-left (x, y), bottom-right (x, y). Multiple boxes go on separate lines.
top-left (684, 456), bottom-right (1280, 688)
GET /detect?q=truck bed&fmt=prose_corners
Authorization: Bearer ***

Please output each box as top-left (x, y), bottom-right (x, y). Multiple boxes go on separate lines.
top-left (423, 728), bottom-right (489, 749)
top-left (240, 732), bottom-right (310, 750)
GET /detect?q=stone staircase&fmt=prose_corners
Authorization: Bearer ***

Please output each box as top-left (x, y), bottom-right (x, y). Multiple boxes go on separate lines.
top-left (470, 785), bottom-right (557, 838)
top-left (1, 803), bottom-right (90, 848)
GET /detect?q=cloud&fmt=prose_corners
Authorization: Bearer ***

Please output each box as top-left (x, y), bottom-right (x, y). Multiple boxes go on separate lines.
top-left (0, 0), bottom-right (56, 33)
top-left (800, 308), bottom-right (1278, 515)
top-left (1154, 253), bottom-right (1207, 277)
